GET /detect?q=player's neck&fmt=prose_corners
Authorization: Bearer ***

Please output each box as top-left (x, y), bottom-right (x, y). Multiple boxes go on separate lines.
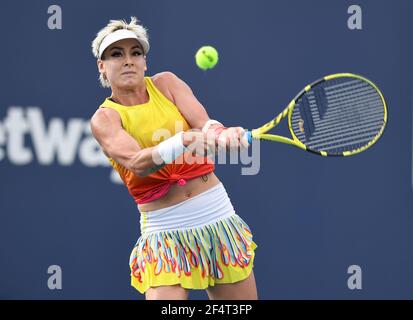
top-left (110, 83), bottom-right (149, 106)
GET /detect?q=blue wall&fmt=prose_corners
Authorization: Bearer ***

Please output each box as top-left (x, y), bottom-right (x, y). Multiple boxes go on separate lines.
top-left (1, 0), bottom-right (412, 299)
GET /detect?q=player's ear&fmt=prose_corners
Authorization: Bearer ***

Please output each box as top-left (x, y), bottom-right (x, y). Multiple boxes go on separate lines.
top-left (143, 56), bottom-right (147, 71)
top-left (97, 59), bottom-right (105, 73)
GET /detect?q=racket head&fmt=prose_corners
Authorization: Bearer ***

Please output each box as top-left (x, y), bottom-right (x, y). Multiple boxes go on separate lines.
top-left (288, 73), bottom-right (387, 156)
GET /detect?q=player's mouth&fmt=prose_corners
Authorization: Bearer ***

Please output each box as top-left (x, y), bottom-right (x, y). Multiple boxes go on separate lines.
top-left (121, 71), bottom-right (137, 75)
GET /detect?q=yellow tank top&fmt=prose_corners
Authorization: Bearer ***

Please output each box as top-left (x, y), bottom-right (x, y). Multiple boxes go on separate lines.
top-left (99, 76), bottom-right (215, 204)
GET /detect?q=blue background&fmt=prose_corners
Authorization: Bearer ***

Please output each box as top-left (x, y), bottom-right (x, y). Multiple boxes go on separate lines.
top-left (0, 0), bottom-right (412, 299)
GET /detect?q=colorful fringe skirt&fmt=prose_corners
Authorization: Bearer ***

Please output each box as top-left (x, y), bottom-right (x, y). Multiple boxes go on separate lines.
top-left (129, 182), bottom-right (257, 294)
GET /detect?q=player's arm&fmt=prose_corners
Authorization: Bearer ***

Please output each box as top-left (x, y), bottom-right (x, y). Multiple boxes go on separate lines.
top-left (157, 71), bottom-right (210, 130)
top-left (90, 108), bottom-right (208, 176)
top-left (91, 108), bottom-right (165, 177)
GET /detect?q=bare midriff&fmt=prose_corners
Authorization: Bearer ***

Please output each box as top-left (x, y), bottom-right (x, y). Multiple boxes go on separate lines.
top-left (137, 172), bottom-right (220, 212)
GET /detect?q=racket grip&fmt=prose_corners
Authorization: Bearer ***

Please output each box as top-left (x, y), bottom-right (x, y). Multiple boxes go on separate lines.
top-left (242, 131), bottom-right (252, 145)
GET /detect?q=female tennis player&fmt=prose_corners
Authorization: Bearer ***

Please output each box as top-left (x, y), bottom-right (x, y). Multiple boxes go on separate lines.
top-left (90, 17), bottom-right (258, 300)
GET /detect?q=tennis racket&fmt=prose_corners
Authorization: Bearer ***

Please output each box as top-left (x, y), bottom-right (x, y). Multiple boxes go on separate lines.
top-left (243, 73), bottom-right (387, 156)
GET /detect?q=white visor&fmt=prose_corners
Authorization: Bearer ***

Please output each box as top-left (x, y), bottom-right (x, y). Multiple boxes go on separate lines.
top-left (98, 29), bottom-right (149, 59)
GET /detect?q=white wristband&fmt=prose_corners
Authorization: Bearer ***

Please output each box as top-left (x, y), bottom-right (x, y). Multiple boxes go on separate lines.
top-left (202, 119), bottom-right (223, 133)
top-left (156, 131), bottom-right (188, 164)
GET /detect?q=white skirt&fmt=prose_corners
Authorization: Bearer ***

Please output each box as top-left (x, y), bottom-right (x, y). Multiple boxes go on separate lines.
top-left (139, 182), bottom-right (236, 234)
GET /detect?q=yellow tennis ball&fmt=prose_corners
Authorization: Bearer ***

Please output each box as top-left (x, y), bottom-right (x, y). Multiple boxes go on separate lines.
top-left (195, 46), bottom-right (219, 70)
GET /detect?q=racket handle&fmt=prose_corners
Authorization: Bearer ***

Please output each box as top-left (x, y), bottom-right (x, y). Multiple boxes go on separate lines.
top-left (242, 131), bottom-right (252, 145)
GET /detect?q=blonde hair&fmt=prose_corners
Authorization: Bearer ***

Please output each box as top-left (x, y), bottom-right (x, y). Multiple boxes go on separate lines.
top-left (91, 17), bottom-right (149, 88)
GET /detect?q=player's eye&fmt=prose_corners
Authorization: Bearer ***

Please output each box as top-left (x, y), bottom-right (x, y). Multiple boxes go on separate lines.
top-left (133, 51), bottom-right (142, 56)
top-left (111, 51), bottom-right (122, 57)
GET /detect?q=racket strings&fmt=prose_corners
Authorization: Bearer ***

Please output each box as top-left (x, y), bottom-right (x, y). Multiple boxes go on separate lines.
top-left (291, 78), bottom-right (385, 154)
top-left (293, 100), bottom-right (384, 132)
top-left (308, 109), bottom-right (383, 151)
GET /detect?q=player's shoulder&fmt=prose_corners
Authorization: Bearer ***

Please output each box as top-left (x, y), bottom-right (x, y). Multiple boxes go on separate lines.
top-left (90, 107), bottom-right (121, 130)
top-left (150, 72), bottom-right (181, 102)
top-left (151, 71), bottom-right (180, 86)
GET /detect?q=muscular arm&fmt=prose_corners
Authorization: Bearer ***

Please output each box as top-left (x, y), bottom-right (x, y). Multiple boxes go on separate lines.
top-left (90, 108), bottom-right (165, 177)
top-left (90, 107), bottom-right (209, 177)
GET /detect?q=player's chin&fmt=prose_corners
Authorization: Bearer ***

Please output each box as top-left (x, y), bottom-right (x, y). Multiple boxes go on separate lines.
top-left (119, 78), bottom-right (140, 88)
